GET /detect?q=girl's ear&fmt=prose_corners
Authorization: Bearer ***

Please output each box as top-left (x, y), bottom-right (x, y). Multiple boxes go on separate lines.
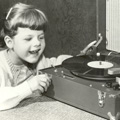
top-left (4, 36), bottom-right (14, 49)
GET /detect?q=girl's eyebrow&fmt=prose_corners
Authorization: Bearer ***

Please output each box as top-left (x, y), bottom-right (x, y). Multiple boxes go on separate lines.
top-left (26, 35), bottom-right (33, 37)
top-left (23, 32), bottom-right (44, 38)
top-left (23, 35), bottom-right (33, 38)
top-left (39, 32), bottom-right (44, 36)
top-left (29, 32), bottom-right (44, 36)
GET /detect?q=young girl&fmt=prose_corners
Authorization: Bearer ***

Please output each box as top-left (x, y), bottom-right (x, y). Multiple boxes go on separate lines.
top-left (0, 3), bottom-right (71, 110)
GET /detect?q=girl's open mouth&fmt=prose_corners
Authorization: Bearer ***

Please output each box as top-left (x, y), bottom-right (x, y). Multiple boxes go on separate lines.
top-left (29, 49), bottom-right (40, 54)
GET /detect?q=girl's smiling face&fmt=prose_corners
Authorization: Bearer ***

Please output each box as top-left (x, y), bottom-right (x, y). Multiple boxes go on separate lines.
top-left (10, 27), bottom-right (46, 64)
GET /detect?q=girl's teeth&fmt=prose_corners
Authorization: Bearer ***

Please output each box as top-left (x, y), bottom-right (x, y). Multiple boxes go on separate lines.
top-left (31, 51), bottom-right (35, 53)
top-left (30, 50), bottom-right (39, 54)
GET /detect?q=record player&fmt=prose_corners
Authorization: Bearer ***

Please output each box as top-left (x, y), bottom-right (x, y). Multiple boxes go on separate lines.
top-left (42, 35), bottom-right (120, 120)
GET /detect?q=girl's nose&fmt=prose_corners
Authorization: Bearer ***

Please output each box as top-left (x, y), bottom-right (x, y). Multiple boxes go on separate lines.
top-left (33, 38), bottom-right (41, 46)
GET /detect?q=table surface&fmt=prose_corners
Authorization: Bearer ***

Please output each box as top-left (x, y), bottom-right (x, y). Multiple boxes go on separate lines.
top-left (0, 93), bottom-right (107, 120)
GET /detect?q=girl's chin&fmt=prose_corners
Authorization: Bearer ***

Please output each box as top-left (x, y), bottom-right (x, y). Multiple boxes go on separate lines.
top-left (28, 60), bottom-right (38, 64)
top-left (26, 58), bottom-right (39, 64)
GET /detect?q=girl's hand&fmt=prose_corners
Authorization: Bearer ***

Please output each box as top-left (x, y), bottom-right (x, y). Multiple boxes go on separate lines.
top-left (27, 74), bottom-right (52, 94)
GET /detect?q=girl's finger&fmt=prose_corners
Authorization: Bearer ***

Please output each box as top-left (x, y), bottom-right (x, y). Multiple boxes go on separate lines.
top-left (39, 81), bottom-right (48, 91)
top-left (38, 85), bottom-right (44, 93)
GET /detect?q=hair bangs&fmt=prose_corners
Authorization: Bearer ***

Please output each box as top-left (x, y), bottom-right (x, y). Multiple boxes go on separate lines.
top-left (12, 10), bottom-right (48, 31)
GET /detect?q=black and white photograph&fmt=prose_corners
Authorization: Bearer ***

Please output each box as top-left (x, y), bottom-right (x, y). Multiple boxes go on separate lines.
top-left (0, 0), bottom-right (119, 120)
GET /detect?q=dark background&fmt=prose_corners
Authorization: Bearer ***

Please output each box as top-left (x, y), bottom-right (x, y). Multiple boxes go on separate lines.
top-left (0, 0), bottom-right (106, 57)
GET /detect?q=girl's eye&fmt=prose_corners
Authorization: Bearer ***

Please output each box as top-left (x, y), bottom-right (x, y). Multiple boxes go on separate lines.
top-left (39, 36), bottom-right (45, 40)
top-left (24, 38), bottom-right (32, 41)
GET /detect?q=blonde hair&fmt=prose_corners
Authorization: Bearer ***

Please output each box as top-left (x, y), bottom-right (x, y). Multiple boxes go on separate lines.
top-left (0, 3), bottom-right (48, 47)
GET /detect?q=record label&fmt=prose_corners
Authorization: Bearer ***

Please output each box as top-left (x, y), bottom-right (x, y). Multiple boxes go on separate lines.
top-left (87, 61), bottom-right (113, 69)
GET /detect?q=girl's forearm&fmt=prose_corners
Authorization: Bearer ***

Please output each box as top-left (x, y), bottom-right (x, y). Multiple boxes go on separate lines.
top-left (0, 81), bottom-right (32, 111)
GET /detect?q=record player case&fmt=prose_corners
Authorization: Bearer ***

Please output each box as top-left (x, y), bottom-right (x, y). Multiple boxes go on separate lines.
top-left (42, 65), bottom-right (120, 120)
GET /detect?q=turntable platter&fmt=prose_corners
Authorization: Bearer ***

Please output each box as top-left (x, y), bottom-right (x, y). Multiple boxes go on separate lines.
top-left (62, 54), bottom-right (120, 81)
top-left (87, 61), bottom-right (113, 69)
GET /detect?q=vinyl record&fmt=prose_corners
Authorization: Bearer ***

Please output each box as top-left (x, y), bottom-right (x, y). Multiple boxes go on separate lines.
top-left (62, 54), bottom-right (120, 81)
